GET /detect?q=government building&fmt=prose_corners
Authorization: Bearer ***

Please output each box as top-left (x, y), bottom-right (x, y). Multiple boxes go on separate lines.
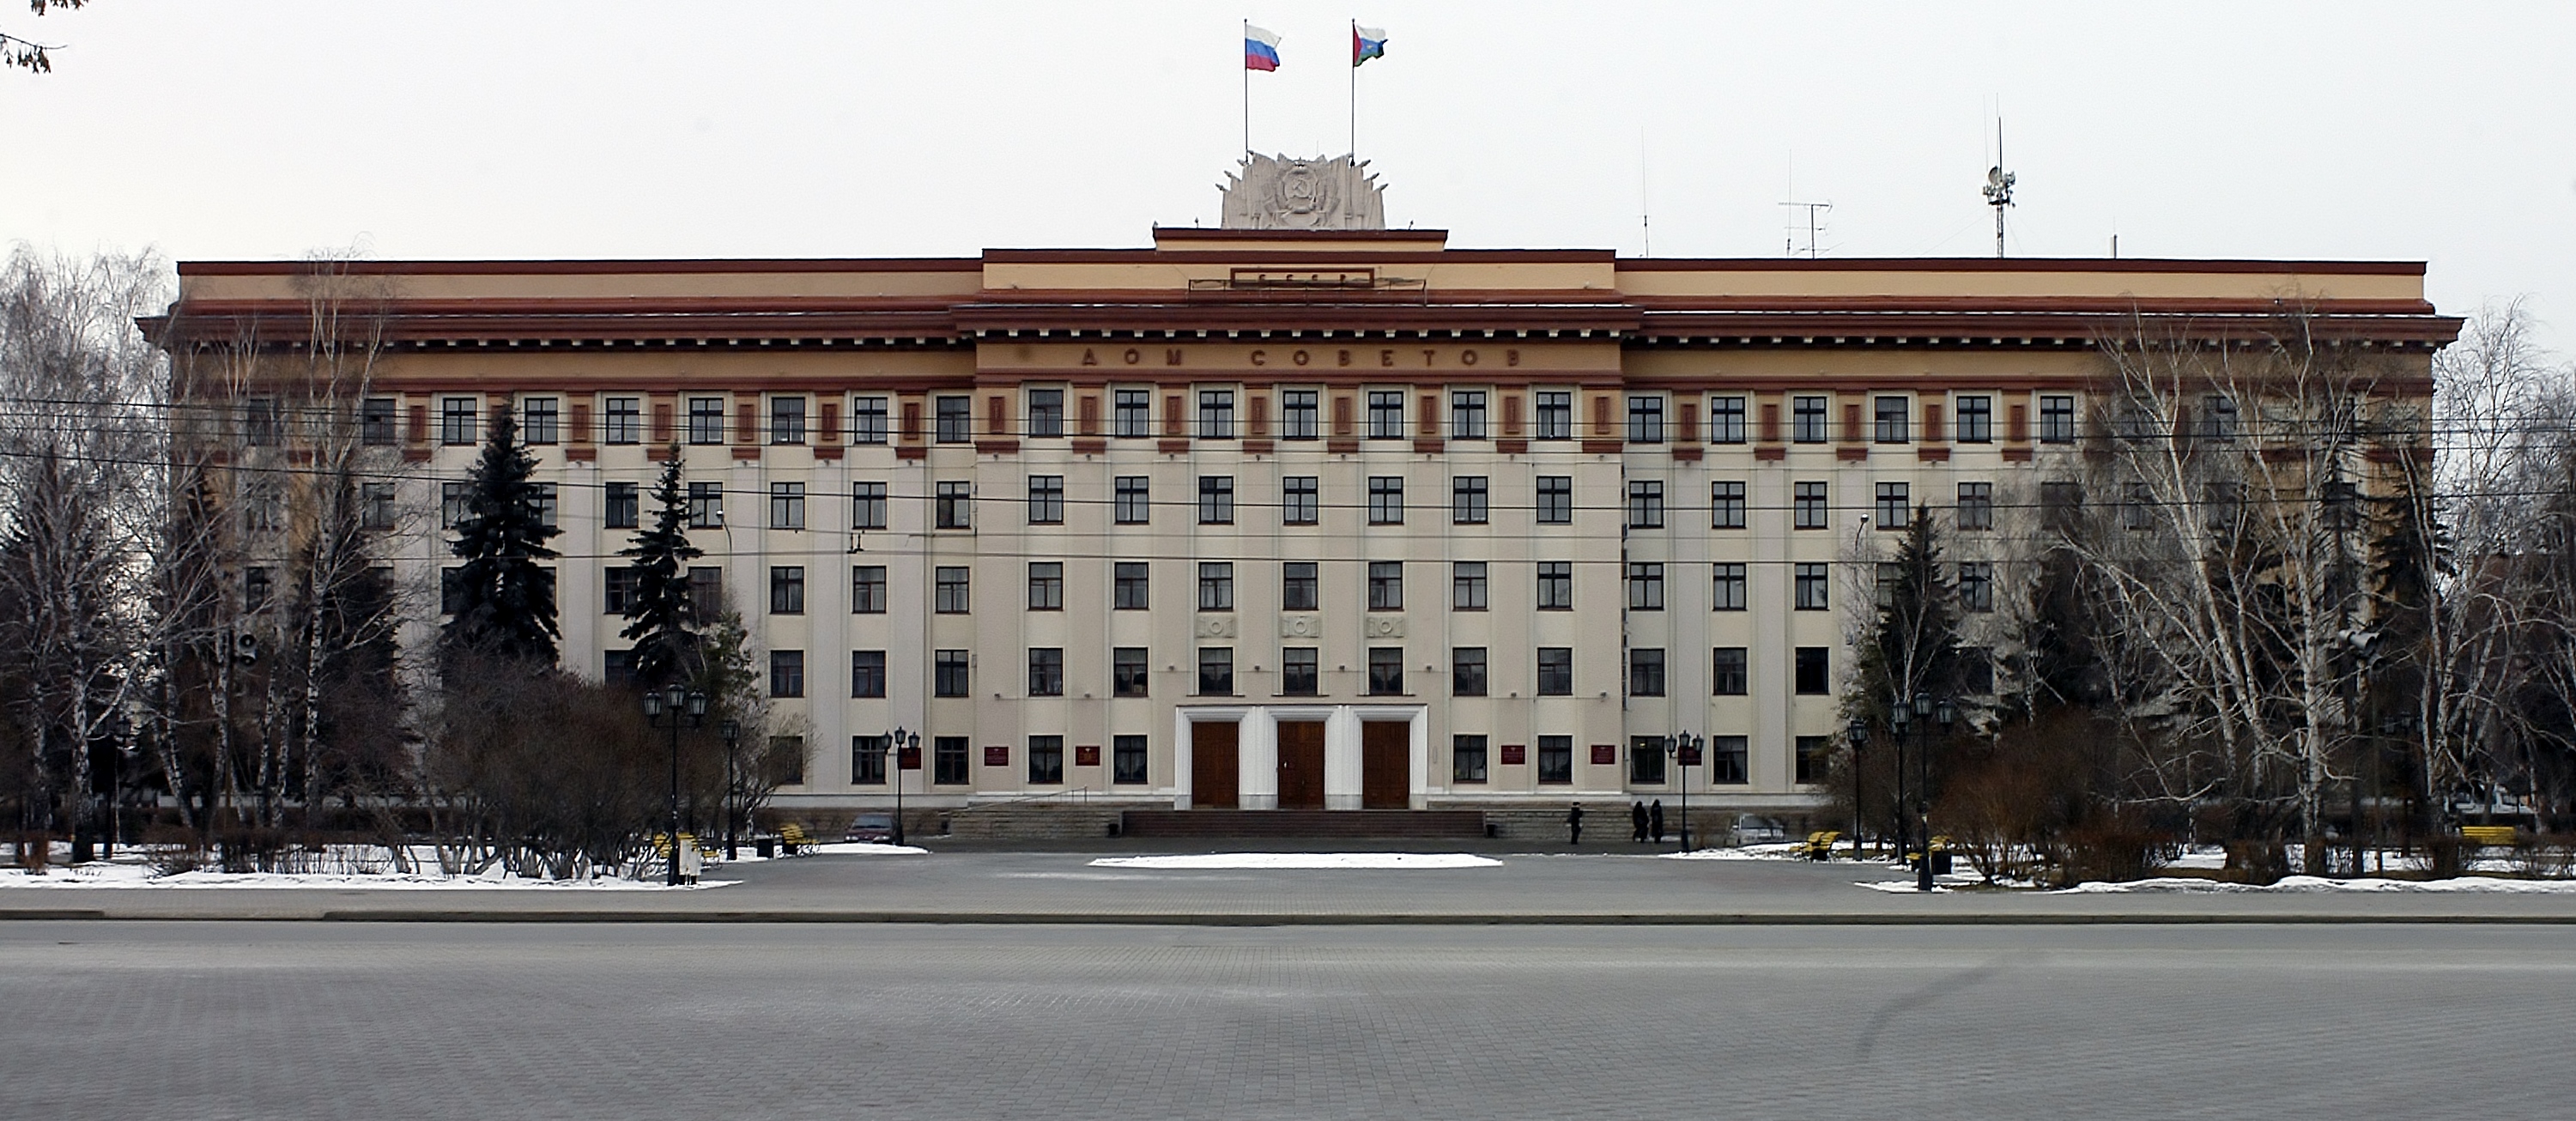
top-left (157, 157), bottom-right (2459, 826)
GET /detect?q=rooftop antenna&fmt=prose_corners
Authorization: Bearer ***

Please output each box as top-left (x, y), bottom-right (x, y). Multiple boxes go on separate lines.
top-left (1983, 118), bottom-right (2016, 258)
top-left (1779, 153), bottom-right (1831, 258)
top-left (1640, 125), bottom-right (1652, 257)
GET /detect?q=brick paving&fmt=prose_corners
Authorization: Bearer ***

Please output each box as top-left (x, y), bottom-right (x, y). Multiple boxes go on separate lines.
top-left (2, 921), bottom-right (2570, 1120)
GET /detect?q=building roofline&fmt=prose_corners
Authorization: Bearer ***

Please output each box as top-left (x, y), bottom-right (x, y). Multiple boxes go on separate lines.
top-left (1616, 256), bottom-right (2428, 276)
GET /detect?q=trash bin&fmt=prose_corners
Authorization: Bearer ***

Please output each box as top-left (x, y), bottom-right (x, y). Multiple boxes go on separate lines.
top-left (755, 836), bottom-right (776, 859)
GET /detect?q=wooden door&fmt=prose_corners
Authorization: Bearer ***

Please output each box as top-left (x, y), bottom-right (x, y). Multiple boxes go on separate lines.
top-left (1191, 722), bottom-right (1240, 809)
top-left (1276, 721), bottom-right (1326, 809)
top-left (1361, 722), bottom-right (1409, 809)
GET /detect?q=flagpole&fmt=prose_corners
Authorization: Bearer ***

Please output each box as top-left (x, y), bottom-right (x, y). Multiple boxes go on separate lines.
top-left (1349, 20), bottom-right (1357, 158)
top-left (1242, 20), bottom-right (1250, 155)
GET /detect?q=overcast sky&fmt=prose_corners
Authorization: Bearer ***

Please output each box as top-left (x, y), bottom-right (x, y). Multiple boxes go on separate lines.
top-left (4, 2), bottom-right (2571, 346)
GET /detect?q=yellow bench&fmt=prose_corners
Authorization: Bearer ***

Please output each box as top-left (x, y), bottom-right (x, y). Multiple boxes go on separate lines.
top-left (1800, 831), bottom-right (1841, 860)
top-left (2461, 826), bottom-right (2518, 846)
top-left (778, 823), bottom-right (821, 855)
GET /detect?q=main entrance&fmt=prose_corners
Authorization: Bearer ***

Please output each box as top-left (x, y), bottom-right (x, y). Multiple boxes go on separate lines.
top-left (1276, 720), bottom-right (1326, 809)
top-left (1361, 721), bottom-right (1409, 809)
top-left (1191, 721), bottom-right (1240, 809)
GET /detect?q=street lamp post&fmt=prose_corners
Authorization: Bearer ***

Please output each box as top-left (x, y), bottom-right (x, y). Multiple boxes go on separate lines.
top-left (643, 683), bottom-right (708, 887)
top-left (887, 726), bottom-right (919, 848)
top-left (1665, 732), bottom-right (1702, 853)
top-left (1890, 690), bottom-right (1955, 893)
top-left (720, 718), bottom-right (742, 860)
top-left (1846, 718), bottom-right (1869, 860)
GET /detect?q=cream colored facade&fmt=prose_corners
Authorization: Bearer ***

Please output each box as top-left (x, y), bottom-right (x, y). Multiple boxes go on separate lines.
top-left (162, 228), bottom-right (2455, 815)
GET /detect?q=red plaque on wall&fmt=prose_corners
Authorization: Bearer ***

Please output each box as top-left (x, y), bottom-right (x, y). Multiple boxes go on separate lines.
top-left (898, 746), bottom-right (920, 770)
top-left (1591, 743), bottom-right (1617, 765)
top-left (1075, 743), bottom-right (1101, 767)
top-left (983, 745), bottom-right (1009, 767)
top-left (1499, 743), bottom-right (1526, 766)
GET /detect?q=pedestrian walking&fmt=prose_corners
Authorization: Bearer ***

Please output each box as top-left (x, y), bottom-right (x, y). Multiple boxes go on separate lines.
top-left (1566, 803), bottom-right (1585, 845)
top-left (1631, 801), bottom-right (1649, 843)
top-left (1651, 799), bottom-right (1666, 844)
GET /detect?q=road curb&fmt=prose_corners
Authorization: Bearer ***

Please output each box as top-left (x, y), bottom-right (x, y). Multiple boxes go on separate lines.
top-left (9, 908), bottom-right (2576, 925)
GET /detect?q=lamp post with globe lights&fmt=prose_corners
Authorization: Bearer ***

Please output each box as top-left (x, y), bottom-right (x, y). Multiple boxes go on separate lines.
top-left (643, 683), bottom-right (708, 886)
top-left (1888, 690), bottom-right (1955, 892)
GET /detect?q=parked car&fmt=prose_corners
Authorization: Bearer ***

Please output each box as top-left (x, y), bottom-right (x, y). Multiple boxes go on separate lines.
top-left (844, 812), bottom-right (896, 844)
top-left (1730, 815), bottom-right (1788, 846)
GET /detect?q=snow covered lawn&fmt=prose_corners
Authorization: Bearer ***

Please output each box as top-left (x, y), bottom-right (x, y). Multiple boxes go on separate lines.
top-left (1658, 844), bottom-right (1815, 861)
top-left (0, 863), bottom-right (732, 890)
top-left (2058, 874), bottom-right (2576, 894)
top-left (1089, 853), bottom-right (1501, 870)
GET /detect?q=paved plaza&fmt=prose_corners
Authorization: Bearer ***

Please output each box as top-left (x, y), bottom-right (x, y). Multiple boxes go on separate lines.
top-left (4, 919), bottom-right (2573, 1120)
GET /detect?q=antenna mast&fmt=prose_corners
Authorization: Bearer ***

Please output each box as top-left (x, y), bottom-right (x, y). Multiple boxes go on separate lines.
top-left (1983, 119), bottom-right (2016, 258)
top-left (1778, 154), bottom-right (1831, 258)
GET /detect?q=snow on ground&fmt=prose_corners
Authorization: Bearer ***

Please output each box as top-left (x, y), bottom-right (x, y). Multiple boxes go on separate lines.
top-left (1659, 844), bottom-right (1817, 861)
top-left (720, 841), bottom-right (930, 863)
top-left (2058, 875), bottom-right (2576, 894)
top-left (0, 863), bottom-right (732, 890)
top-left (1089, 853), bottom-right (1502, 870)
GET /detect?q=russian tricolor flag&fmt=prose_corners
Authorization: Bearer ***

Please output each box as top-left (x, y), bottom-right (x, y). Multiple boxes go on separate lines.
top-left (1245, 25), bottom-right (1282, 71)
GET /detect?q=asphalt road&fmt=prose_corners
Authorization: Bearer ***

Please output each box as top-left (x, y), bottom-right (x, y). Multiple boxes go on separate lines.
top-left (3, 920), bottom-right (2571, 1120)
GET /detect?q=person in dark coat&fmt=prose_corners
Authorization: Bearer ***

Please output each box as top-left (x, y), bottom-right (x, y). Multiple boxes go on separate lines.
top-left (1651, 799), bottom-right (1667, 844)
top-left (1631, 801), bottom-right (1650, 843)
top-left (1566, 803), bottom-right (1585, 845)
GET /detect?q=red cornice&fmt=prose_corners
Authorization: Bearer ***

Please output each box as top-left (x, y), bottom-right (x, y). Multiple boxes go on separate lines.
top-left (178, 258), bottom-right (978, 276)
top-left (1616, 256), bottom-right (2428, 276)
top-left (983, 248), bottom-right (1615, 264)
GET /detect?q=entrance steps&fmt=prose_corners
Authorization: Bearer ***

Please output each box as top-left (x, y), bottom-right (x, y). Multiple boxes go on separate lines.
top-left (1118, 809), bottom-right (1488, 839)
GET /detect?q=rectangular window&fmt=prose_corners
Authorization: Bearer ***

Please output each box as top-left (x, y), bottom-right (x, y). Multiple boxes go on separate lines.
top-left (2040, 395), bottom-right (2077, 443)
top-left (1027, 649), bottom-right (1064, 697)
top-left (1197, 476), bottom-right (1235, 524)
top-left (1875, 482), bottom-right (1910, 529)
top-left (769, 397), bottom-right (806, 445)
top-left (1452, 562), bottom-right (1488, 610)
top-left (934, 567), bottom-right (970, 613)
top-left (851, 482), bottom-right (888, 530)
top-left (1794, 563), bottom-right (1829, 610)
top-left (1367, 476), bottom-right (1404, 524)
top-left (1537, 647), bottom-right (1573, 695)
top-left (852, 566), bottom-right (888, 614)
top-left (1535, 391), bottom-right (1573, 440)
top-left (1282, 390), bottom-right (1320, 439)
top-left (1027, 475), bottom-right (1064, 524)
top-left (1537, 562), bottom-right (1573, 610)
top-left (1960, 561), bottom-right (1994, 613)
top-left (1874, 396), bottom-right (1909, 444)
top-left (687, 482), bottom-right (723, 529)
top-left (1960, 646), bottom-right (1997, 694)
top-left (771, 482), bottom-right (806, 530)
top-left (852, 736), bottom-right (888, 785)
top-left (1451, 391), bottom-right (1488, 439)
top-left (769, 566), bottom-right (805, 614)
top-left (1796, 736), bottom-right (1830, 785)
top-left (1537, 476), bottom-right (1573, 524)
top-left (1027, 562), bottom-right (1064, 610)
top-left (1628, 649), bottom-right (1666, 697)
top-left (1452, 476), bottom-right (1489, 524)
top-left (1627, 481), bottom-right (1664, 529)
top-left (852, 396), bottom-right (889, 445)
top-left (1957, 482), bottom-right (1993, 531)
top-left (1711, 736), bottom-right (1750, 785)
top-left (2124, 482), bottom-right (2155, 530)
top-left (439, 567), bottom-right (462, 615)
top-left (1627, 395), bottom-right (1665, 444)
top-left (1197, 647), bottom-right (1234, 695)
top-left (603, 567), bottom-right (639, 615)
top-left (1630, 736), bottom-right (1668, 785)
top-left (1367, 561), bottom-right (1403, 610)
top-left (360, 482), bottom-right (397, 530)
top-left (1794, 647), bottom-right (1829, 694)
top-left (361, 397), bottom-right (397, 445)
top-left (1113, 476), bottom-right (1149, 524)
top-left (2203, 395), bottom-right (2240, 441)
top-left (1196, 390), bottom-right (1234, 439)
top-left (240, 482), bottom-right (283, 534)
top-left (1367, 391), bottom-right (1405, 439)
top-left (1453, 648), bottom-right (1488, 697)
top-left (530, 483), bottom-right (559, 530)
top-left (1453, 735), bottom-right (1489, 784)
top-left (935, 396), bottom-right (971, 443)
top-left (1712, 647), bottom-right (1749, 695)
top-left (1027, 389), bottom-right (1064, 439)
top-left (1112, 390), bottom-right (1151, 438)
top-left (1537, 736), bottom-right (1574, 784)
top-left (1794, 482), bottom-right (1827, 529)
top-left (2042, 482), bottom-right (2084, 532)
top-left (1281, 647), bottom-right (1318, 695)
top-left (1282, 562), bottom-right (1319, 611)
top-left (1956, 396), bottom-right (1992, 443)
top-left (935, 481), bottom-right (971, 529)
top-left (603, 482), bottom-right (639, 530)
top-left (590, 396), bottom-right (637, 446)
top-left (1712, 481), bottom-right (1747, 530)
top-left (440, 397), bottom-right (477, 445)
top-left (1876, 561), bottom-right (1902, 609)
top-left (770, 651), bottom-right (805, 698)
top-left (1112, 735), bottom-right (1149, 785)
top-left (1712, 563), bottom-right (1747, 611)
top-left (1282, 476), bottom-right (1318, 525)
top-left (1113, 562), bottom-right (1149, 609)
top-left (934, 736), bottom-right (970, 785)
top-left (1197, 562), bottom-right (1234, 611)
top-left (687, 397), bottom-right (724, 445)
top-left (1627, 562), bottom-right (1665, 610)
top-left (1710, 396), bottom-right (1748, 444)
top-left (772, 736), bottom-right (807, 785)
top-left (852, 651), bottom-right (887, 698)
top-left (1367, 647), bottom-right (1405, 695)
top-left (933, 651), bottom-right (969, 698)
top-left (685, 567), bottom-right (722, 620)
top-left (1114, 646), bottom-right (1149, 697)
top-left (1027, 735), bottom-right (1064, 784)
top-left (1792, 396), bottom-right (1829, 443)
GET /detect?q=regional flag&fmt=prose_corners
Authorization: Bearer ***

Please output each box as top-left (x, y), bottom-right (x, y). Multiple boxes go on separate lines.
top-left (1352, 24), bottom-right (1387, 67)
top-left (1245, 25), bottom-right (1282, 71)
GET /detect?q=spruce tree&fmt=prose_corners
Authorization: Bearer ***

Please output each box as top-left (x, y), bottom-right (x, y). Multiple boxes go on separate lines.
top-left (1852, 503), bottom-right (1963, 720)
top-left (618, 447), bottom-right (703, 688)
top-left (443, 407), bottom-right (562, 665)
